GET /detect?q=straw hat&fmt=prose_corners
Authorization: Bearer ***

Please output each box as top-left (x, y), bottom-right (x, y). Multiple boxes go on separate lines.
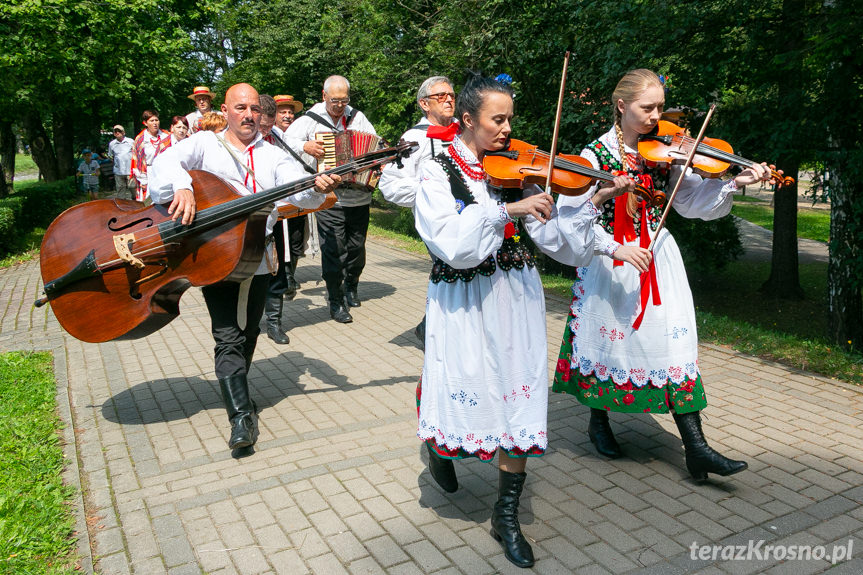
top-left (274, 95), bottom-right (303, 113)
top-left (188, 86), bottom-right (216, 100)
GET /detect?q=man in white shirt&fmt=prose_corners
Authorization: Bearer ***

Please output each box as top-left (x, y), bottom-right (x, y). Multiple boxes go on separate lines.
top-left (378, 76), bottom-right (457, 349)
top-left (149, 82), bottom-right (340, 452)
top-left (284, 75), bottom-right (377, 323)
top-left (185, 86), bottom-right (220, 134)
top-left (107, 125), bottom-right (135, 199)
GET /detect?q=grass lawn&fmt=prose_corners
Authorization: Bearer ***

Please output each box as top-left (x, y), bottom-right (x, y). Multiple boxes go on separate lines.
top-left (14, 153), bottom-right (39, 175)
top-left (368, 206), bottom-right (862, 386)
top-left (0, 351), bottom-right (78, 574)
top-left (731, 199), bottom-right (831, 243)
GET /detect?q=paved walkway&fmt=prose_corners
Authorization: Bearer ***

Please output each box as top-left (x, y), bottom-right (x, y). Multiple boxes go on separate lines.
top-left (2, 240), bottom-right (862, 575)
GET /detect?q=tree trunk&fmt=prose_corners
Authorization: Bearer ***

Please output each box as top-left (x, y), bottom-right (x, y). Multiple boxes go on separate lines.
top-left (21, 110), bottom-right (59, 182)
top-left (827, 153), bottom-right (863, 352)
top-left (759, 169), bottom-right (804, 299)
top-left (0, 120), bottom-right (15, 192)
top-left (0, 169), bottom-right (6, 198)
top-left (759, 0), bottom-right (804, 299)
top-left (53, 111), bottom-right (75, 178)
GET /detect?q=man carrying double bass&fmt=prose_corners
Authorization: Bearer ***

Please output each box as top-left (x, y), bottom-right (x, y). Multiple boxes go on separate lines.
top-left (148, 83), bottom-right (340, 452)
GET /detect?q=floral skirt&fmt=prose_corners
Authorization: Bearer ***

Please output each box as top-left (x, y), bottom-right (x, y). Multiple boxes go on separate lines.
top-left (552, 311), bottom-right (707, 414)
top-left (417, 379), bottom-right (545, 460)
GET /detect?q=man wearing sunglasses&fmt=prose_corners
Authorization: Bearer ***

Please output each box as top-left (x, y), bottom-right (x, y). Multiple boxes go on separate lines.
top-left (284, 75), bottom-right (377, 324)
top-left (379, 76), bottom-right (458, 348)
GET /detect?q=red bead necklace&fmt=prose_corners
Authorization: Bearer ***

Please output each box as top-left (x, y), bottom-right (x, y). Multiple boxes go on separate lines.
top-left (447, 143), bottom-right (485, 181)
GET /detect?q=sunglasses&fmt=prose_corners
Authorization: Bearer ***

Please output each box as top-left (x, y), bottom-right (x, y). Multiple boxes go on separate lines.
top-left (425, 92), bottom-right (456, 103)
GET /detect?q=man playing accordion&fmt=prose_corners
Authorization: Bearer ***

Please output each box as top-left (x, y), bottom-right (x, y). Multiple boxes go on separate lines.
top-left (283, 75), bottom-right (377, 324)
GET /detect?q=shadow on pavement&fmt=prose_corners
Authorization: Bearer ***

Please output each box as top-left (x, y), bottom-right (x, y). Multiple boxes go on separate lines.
top-left (101, 350), bottom-right (416, 425)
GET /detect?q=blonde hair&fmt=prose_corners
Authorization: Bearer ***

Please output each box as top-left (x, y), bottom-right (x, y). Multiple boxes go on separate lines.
top-left (611, 69), bottom-right (663, 217)
top-left (200, 111), bottom-right (227, 132)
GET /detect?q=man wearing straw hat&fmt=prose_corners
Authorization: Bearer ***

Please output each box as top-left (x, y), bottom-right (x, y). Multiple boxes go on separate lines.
top-left (185, 86), bottom-right (220, 134)
top-left (272, 94), bottom-right (303, 137)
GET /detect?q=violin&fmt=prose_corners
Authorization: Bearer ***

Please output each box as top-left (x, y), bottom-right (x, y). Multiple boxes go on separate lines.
top-left (35, 141), bottom-right (416, 343)
top-left (483, 139), bottom-right (665, 206)
top-left (639, 120), bottom-right (794, 187)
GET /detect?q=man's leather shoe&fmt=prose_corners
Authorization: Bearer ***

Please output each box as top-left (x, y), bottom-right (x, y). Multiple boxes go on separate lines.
top-left (345, 289), bottom-right (361, 307)
top-left (329, 302), bottom-right (353, 323)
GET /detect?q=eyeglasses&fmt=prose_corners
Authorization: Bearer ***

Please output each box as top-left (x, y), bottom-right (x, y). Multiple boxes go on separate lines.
top-left (425, 92), bottom-right (456, 103)
top-left (328, 97), bottom-right (350, 105)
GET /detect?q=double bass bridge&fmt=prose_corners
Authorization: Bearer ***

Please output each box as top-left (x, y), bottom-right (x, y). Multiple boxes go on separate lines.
top-left (113, 233), bottom-right (145, 269)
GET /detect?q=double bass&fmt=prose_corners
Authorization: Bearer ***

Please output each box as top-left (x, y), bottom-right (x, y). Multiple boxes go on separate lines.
top-left (36, 142), bottom-right (416, 343)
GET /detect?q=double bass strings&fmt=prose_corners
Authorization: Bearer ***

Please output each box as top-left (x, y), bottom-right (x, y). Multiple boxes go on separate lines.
top-left (96, 149), bottom-right (405, 271)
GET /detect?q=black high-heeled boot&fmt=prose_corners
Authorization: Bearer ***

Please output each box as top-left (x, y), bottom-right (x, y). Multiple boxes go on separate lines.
top-left (490, 469), bottom-right (534, 568)
top-left (426, 442), bottom-right (458, 493)
top-left (218, 374), bottom-right (259, 450)
top-left (588, 408), bottom-right (622, 459)
top-left (673, 411), bottom-right (747, 482)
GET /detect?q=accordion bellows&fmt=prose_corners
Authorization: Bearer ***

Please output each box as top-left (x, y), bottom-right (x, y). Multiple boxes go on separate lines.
top-left (315, 130), bottom-right (384, 190)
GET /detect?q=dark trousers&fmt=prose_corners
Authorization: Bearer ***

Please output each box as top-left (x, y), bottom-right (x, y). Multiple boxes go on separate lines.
top-left (268, 223), bottom-right (289, 297)
top-left (316, 204), bottom-right (370, 296)
top-left (287, 214), bottom-right (307, 261)
top-left (268, 216), bottom-right (309, 298)
top-left (201, 275), bottom-right (270, 378)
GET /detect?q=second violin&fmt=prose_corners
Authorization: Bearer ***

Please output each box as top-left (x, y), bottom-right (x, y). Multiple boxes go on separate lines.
top-left (483, 139), bottom-right (666, 206)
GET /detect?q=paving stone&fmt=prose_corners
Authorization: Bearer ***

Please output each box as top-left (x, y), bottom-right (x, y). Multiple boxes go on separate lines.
top-left (19, 240), bottom-right (863, 575)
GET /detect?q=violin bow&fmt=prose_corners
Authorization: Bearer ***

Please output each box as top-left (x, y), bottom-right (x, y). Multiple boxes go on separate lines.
top-left (544, 50), bottom-right (571, 195)
top-left (648, 103), bottom-right (716, 251)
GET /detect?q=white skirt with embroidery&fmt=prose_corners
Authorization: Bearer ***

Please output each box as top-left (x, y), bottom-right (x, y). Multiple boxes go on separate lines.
top-left (570, 229), bottom-right (700, 388)
top-left (418, 265), bottom-right (548, 455)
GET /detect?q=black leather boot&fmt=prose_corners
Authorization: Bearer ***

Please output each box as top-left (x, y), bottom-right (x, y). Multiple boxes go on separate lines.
top-left (326, 279), bottom-right (352, 323)
top-left (490, 469), bottom-right (534, 568)
top-left (264, 296), bottom-right (290, 344)
top-left (344, 277), bottom-right (361, 307)
top-left (426, 442), bottom-right (458, 493)
top-left (673, 411), bottom-right (747, 482)
top-left (588, 408), bottom-right (622, 459)
top-left (284, 260), bottom-right (299, 301)
top-left (218, 374), bottom-right (259, 450)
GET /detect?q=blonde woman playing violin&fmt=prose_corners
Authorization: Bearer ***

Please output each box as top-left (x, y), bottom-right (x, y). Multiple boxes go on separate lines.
top-left (552, 69), bottom-right (771, 483)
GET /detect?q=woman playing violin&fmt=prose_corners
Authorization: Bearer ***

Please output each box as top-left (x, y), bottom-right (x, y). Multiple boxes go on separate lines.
top-left (552, 69), bottom-right (772, 482)
top-left (415, 73), bottom-right (627, 568)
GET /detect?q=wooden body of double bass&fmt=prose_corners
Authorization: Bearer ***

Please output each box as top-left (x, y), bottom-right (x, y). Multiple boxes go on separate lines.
top-left (39, 171), bottom-right (270, 343)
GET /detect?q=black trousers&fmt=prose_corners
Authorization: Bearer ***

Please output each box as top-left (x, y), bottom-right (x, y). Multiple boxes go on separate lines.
top-left (201, 274), bottom-right (270, 379)
top-left (287, 214), bottom-right (307, 261)
top-left (316, 204), bottom-right (370, 292)
top-left (268, 216), bottom-right (309, 298)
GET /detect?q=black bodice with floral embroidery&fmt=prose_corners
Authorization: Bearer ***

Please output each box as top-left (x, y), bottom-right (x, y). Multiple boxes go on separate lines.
top-left (588, 140), bottom-right (668, 237)
top-left (429, 154), bottom-right (534, 284)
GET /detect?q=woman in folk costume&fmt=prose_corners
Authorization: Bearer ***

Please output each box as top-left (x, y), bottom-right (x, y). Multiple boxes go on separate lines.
top-left (131, 109), bottom-right (171, 201)
top-left (552, 69), bottom-right (772, 482)
top-left (415, 73), bottom-right (629, 568)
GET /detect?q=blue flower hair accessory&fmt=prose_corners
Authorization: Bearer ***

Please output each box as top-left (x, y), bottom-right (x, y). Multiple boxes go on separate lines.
top-left (495, 73), bottom-right (513, 86)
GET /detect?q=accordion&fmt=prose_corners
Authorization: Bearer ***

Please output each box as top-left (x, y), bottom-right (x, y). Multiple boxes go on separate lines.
top-left (315, 130), bottom-right (384, 190)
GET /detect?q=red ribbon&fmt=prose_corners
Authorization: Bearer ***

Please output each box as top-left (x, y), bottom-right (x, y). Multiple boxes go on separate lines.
top-left (426, 122), bottom-right (459, 141)
top-left (632, 202), bottom-right (660, 330)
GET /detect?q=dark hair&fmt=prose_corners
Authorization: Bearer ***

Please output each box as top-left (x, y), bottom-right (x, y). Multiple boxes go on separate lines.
top-left (258, 94), bottom-right (277, 117)
top-left (170, 115), bottom-right (189, 129)
top-left (142, 109), bottom-right (159, 123)
top-left (455, 72), bottom-right (514, 124)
